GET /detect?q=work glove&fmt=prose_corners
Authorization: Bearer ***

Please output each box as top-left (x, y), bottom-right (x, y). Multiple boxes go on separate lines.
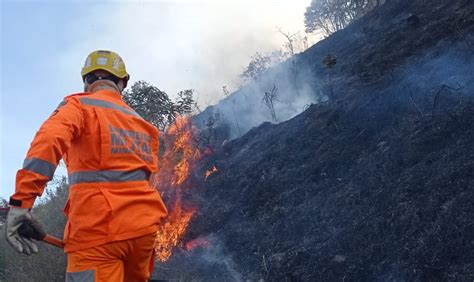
top-left (4, 207), bottom-right (39, 255)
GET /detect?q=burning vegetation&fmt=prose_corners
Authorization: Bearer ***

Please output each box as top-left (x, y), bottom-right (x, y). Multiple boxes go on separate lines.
top-left (205, 165), bottom-right (218, 180)
top-left (149, 116), bottom-right (217, 262)
top-left (150, 116), bottom-right (202, 262)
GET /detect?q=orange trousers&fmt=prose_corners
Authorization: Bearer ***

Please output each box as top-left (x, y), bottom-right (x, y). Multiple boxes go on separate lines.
top-left (66, 233), bottom-right (156, 282)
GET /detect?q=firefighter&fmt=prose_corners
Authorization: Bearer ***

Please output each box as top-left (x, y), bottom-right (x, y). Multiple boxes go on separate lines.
top-left (4, 50), bottom-right (168, 281)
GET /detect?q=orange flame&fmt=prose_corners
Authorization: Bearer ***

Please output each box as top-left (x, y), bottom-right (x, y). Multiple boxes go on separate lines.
top-left (205, 165), bottom-right (218, 179)
top-left (152, 116), bottom-right (202, 262)
top-left (174, 161), bottom-right (190, 185)
top-left (169, 116), bottom-right (201, 185)
top-left (155, 201), bottom-right (195, 262)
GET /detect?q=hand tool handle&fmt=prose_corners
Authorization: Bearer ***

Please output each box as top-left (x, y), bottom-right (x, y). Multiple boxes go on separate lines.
top-left (43, 234), bottom-right (65, 249)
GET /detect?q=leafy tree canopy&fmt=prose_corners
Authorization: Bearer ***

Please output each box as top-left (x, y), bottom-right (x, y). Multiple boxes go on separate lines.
top-left (123, 81), bottom-right (196, 131)
top-left (241, 51), bottom-right (286, 82)
top-left (304, 0), bottom-right (379, 35)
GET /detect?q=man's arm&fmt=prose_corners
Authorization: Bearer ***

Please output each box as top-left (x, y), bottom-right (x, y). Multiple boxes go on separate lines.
top-left (10, 98), bottom-right (84, 208)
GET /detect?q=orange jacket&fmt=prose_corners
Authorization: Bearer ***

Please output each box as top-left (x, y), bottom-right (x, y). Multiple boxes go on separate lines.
top-left (10, 89), bottom-right (167, 252)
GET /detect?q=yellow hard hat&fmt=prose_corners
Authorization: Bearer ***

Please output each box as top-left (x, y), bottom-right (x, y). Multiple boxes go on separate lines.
top-left (81, 50), bottom-right (129, 80)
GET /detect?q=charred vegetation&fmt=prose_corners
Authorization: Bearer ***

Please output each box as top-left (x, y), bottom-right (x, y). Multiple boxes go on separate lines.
top-left (158, 0), bottom-right (474, 280)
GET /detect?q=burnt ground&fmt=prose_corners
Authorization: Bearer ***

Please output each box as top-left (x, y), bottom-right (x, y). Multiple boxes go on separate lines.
top-left (153, 0), bottom-right (474, 281)
top-left (181, 101), bottom-right (474, 281)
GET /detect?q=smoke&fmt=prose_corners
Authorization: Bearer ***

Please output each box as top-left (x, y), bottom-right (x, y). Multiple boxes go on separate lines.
top-left (402, 41), bottom-right (473, 91)
top-left (104, 0), bottom-right (314, 106)
top-left (190, 234), bottom-right (242, 281)
top-left (195, 55), bottom-right (324, 139)
top-left (387, 40), bottom-right (474, 119)
top-left (153, 234), bottom-right (243, 281)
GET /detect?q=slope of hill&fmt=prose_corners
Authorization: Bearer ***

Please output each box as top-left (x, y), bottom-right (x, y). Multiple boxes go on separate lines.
top-left (156, 0), bottom-right (474, 280)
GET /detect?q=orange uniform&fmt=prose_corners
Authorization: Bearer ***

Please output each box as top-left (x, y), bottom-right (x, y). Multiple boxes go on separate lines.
top-left (66, 233), bottom-right (156, 281)
top-left (11, 89), bottom-right (168, 253)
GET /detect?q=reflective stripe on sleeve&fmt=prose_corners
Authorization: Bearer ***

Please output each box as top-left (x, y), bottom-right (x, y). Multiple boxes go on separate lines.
top-left (23, 158), bottom-right (57, 179)
top-left (56, 99), bottom-right (67, 110)
top-left (79, 97), bottom-right (142, 118)
top-left (68, 169), bottom-right (150, 185)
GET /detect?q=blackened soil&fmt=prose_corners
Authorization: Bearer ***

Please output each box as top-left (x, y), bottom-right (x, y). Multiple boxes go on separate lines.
top-left (155, 0), bottom-right (474, 280)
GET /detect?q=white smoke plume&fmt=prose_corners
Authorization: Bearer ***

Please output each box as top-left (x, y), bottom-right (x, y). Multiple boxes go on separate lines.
top-left (107, 0), bottom-right (316, 106)
top-left (195, 55), bottom-right (324, 139)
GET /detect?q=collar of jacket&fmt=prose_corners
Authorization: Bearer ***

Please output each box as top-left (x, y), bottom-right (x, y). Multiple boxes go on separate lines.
top-left (87, 80), bottom-right (122, 96)
top-left (96, 89), bottom-right (122, 100)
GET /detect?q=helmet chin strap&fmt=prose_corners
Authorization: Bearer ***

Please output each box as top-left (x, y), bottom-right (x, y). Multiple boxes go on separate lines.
top-left (85, 79), bottom-right (123, 93)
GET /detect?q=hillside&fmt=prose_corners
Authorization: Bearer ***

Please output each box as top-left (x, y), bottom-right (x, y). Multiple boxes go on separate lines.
top-left (155, 0), bottom-right (474, 280)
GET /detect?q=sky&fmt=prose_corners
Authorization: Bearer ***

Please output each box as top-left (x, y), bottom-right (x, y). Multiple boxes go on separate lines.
top-left (0, 0), bottom-right (314, 200)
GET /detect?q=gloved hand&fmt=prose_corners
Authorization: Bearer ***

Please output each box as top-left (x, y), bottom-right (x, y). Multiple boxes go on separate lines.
top-left (4, 207), bottom-right (39, 255)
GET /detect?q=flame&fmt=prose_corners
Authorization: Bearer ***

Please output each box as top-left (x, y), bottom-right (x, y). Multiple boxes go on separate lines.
top-left (152, 116), bottom-right (202, 262)
top-left (205, 165), bottom-right (218, 179)
top-left (185, 236), bottom-right (211, 251)
top-left (169, 116), bottom-right (201, 185)
top-left (155, 200), bottom-right (195, 262)
top-left (174, 161), bottom-right (190, 185)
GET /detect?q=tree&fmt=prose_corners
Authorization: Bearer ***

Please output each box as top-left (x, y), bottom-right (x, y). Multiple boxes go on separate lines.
top-left (262, 84), bottom-right (279, 123)
top-left (123, 81), bottom-right (196, 131)
top-left (276, 27), bottom-right (309, 95)
top-left (241, 50), bottom-right (286, 82)
top-left (304, 0), bottom-right (379, 35)
top-left (174, 89), bottom-right (196, 116)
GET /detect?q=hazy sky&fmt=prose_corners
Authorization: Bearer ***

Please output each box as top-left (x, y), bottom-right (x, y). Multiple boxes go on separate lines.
top-left (0, 0), bottom-right (314, 200)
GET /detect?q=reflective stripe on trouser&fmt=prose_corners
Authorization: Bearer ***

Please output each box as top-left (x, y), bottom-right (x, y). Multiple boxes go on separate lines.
top-left (68, 169), bottom-right (150, 185)
top-left (66, 270), bottom-right (95, 282)
top-left (66, 233), bottom-right (156, 282)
